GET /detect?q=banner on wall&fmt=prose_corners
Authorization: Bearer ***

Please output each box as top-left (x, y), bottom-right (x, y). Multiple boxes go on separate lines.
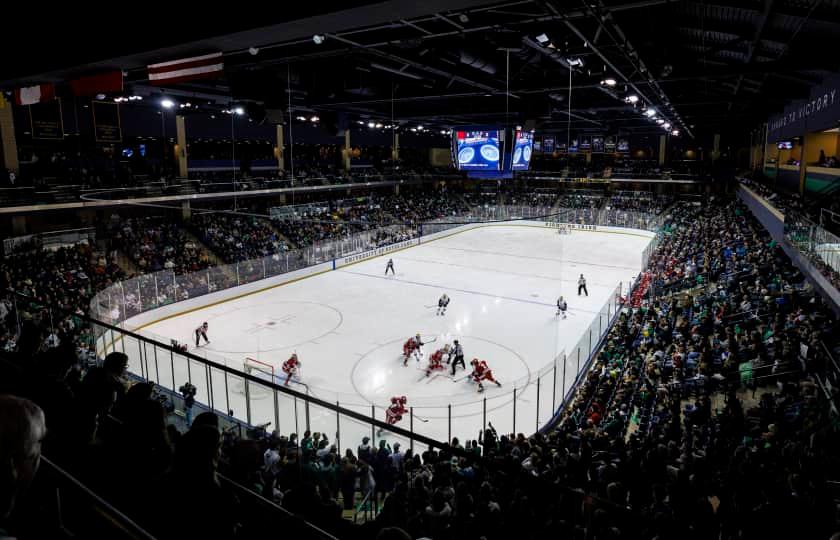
top-left (592, 136), bottom-right (604, 152)
top-left (29, 98), bottom-right (64, 140)
top-left (543, 136), bottom-right (555, 153)
top-left (605, 136), bottom-right (616, 151)
top-left (767, 74), bottom-right (840, 141)
top-left (92, 101), bottom-right (122, 143)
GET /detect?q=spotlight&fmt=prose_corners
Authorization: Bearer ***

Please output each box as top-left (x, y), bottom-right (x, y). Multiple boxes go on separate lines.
top-left (656, 119), bottom-right (664, 124)
top-left (296, 116), bottom-right (307, 121)
top-left (601, 78), bottom-right (617, 87)
top-left (645, 108), bottom-right (656, 117)
top-left (185, 102), bottom-right (191, 107)
top-left (440, 129), bottom-right (448, 134)
top-left (535, 33), bottom-right (550, 44)
top-left (368, 122), bottom-right (376, 128)
top-left (96, 93), bottom-right (106, 100)
top-left (248, 47), bottom-right (260, 56)
top-left (625, 94), bottom-right (639, 104)
top-left (663, 122), bottom-right (671, 129)
top-left (310, 115), bottom-right (319, 122)
top-left (161, 98), bottom-right (175, 109)
top-left (375, 123), bottom-right (383, 128)
top-left (671, 129), bottom-right (680, 136)
top-left (234, 107), bottom-right (245, 115)
top-left (458, 13), bottom-right (469, 23)
top-left (567, 57), bottom-right (584, 67)
top-left (417, 125), bottom-right (424, 130)
top-left (313, 34), bottom-right (325, 45)
top-left (357, 120), bottom-right (365, 125)
top-left (411, 127), bottom-right (417, 132)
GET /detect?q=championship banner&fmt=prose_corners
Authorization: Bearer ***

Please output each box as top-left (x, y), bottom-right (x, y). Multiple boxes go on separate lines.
top-left (29, 98), bottom-right (64, 140)
top-left (92, 101), bottom-right (122, 143)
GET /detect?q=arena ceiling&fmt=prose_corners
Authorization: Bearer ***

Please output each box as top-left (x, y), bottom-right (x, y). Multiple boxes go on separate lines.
top-left (4, 0), bottom-right (840, 141)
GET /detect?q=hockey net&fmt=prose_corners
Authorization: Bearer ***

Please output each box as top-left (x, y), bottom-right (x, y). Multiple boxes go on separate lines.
top-left (557, 223), bottom-right (572, 235)
top-left (233, 357), bottom-right (309, 399)
top-left (231, 357), bottom-right (277, 399)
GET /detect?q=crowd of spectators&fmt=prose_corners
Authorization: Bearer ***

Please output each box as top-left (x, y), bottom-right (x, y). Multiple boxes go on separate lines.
top-left (191, 213), bottom-right (289, 263)
top-left (607, 193), bottom-right (674, 215)
top-left (1, 190), bottom-right (839, 539)
top-left (0, 242), bottom-right (123, 358)
top-left (110, 217), bottom-right (212, 274)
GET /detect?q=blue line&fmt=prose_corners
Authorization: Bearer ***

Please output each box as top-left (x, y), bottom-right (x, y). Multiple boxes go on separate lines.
top-left (339, 268), bottom-right (600, 314)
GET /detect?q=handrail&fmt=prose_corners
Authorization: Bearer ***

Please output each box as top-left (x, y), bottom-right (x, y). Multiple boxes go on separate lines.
top-left (217, 473), bottom-right (339, 540)
top-left (39, 456), bottom-right (158, 540)
top-left (353, 489), bottom-right (374, 524)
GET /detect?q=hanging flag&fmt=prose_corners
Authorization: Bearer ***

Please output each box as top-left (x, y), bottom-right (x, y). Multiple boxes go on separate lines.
top-left (14, 83), bottom-right (56, 106)
top-left (147, 52), bottom-right (224, 85)
top-left (69, 70), bottom-right (123, 97)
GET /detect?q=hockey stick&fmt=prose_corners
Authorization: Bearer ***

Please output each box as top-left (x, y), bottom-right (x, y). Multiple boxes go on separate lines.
top-left (453, 374), bottom-right (472, 383)
top-left (412, 413), bottom-right (430, 423)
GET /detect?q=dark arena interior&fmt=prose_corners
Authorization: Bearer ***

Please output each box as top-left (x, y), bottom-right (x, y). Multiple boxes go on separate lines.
top-left (2, 2), bottom-right (840, 539)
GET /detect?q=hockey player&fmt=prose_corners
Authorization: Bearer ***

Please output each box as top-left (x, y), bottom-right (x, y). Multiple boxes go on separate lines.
top-left (402, 333), bottom-right (424, 366)
top-left (378, 395), bottom-right (407, 436)
top-left (194, 322), bottom-right (209, 347)
top-left (436, 293), bottom-right (450, 316)
top-left (578, 274), bottom-right (588, 296)
top-left (470, 358), bottom-right (502, 392)
top-left (385, 258), bottom-right (395, 276)
top-left (450, 339), bottom-right (466, 375)
top-left (281, 353), bottom-right (301, 386)
top-left (556, 296), bottom-right (568, 319)
top-left (426, 344), bottom-right (450, 377)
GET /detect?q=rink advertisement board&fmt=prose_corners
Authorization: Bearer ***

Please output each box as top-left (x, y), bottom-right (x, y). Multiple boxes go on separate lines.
top-left (337, 238), bottom-right (418, 268)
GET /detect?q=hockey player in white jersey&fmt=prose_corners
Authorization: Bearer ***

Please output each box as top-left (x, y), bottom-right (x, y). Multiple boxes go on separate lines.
top-left (436, 293), bottom-right (450, 316)
top-left (556, 296), bottom-right (568, 319)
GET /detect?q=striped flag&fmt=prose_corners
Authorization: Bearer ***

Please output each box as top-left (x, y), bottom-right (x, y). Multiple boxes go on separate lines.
top-left (14, 83), bottom-right (55, 106)
top-left (147, 52), bottom-right (224, 85)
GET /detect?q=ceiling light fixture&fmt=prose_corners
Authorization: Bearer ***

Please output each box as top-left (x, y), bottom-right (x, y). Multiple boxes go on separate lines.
top-left (535, 33), bottom-right (550, 44)
top-left (601, 78), bottom-right (617, 87)
top-left (625, 94), bottom-right (639, 104)
top-left (161, 98), bottom-right (175, 109)
top-left (645, 108), bottom-right (656, 117)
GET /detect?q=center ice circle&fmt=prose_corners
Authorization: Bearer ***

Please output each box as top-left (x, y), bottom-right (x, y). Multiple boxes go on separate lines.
top-left (200, 301), bottom-right (342, 354)
top-left (351, 334), bottom-right (530, 412)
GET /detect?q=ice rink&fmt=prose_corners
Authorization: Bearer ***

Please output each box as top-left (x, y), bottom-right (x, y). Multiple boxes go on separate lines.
top-left (117, 223), bottom-right (653, 450)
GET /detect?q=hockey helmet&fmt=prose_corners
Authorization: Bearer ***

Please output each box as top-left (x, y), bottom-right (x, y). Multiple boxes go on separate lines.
top-left (399, 396), bottom-right (407, 404)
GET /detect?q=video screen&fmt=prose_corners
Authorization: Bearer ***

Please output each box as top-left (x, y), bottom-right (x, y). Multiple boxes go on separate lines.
top-left (777, 141), bottom-right (794, 149)
top-left (455, 130), bottom-right (501, 170)
top-left (510, 129), bottom-right (534, 170)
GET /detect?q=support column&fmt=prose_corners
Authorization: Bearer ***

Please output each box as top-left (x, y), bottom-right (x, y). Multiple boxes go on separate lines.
top-left (393, 132), bottom-right (400, 162)
top-left (798, 137), bottom-right (807, 196)
top-left (276, 125), bottom-right (285, 174)
top-left (0, 101), bottom-right (19, 173)
top-left (344, 129), bottom-right (351, 172)
top-left (585, 151), bottom-right (592, 164)
top-left (175, 115), bottom-right (188, 178)
top-left (181, 201), bottom-right (191, 221)
top-left (712, 133), bottom-right (721, 162)
top-left (658, 135), bottom-right (667, 165)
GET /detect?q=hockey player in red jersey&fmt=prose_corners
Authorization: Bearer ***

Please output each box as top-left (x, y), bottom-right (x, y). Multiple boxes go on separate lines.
top-left (470, 358), bottom-right (502, 392)
top-left (378, 395), bottom-right (408, 436)
top-left (281, 353), bottom-right (301, 386)
top-left (402, 333), bottom-right (424, 366)
top-left (425, 344), bottom-right (450, 377)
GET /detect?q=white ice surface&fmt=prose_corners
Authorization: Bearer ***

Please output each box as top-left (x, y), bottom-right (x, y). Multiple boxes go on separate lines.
top-left (117, 224), bottom-right (652, 451)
